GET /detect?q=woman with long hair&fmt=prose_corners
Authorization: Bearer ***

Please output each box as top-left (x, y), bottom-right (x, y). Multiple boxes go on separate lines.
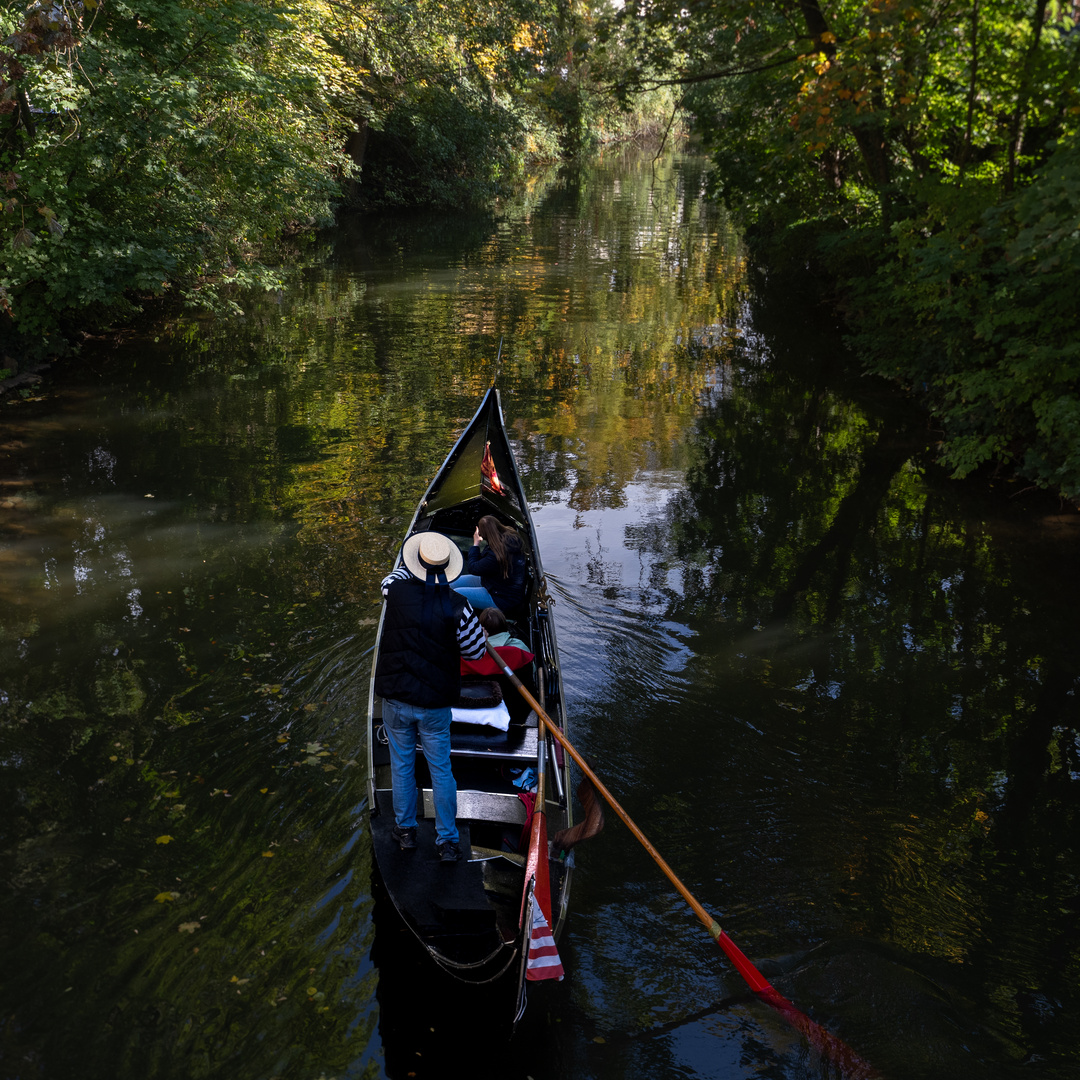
top-left (464, 515), bottom-right (528, 613)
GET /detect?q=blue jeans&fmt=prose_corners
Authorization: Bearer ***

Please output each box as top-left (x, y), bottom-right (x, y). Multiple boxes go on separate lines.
top-left (382, 698), bottom-right (458, 844)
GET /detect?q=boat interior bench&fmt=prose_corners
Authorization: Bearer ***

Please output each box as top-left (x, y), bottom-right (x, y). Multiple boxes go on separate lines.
top-left (371, 712), bottom-right (537, 828)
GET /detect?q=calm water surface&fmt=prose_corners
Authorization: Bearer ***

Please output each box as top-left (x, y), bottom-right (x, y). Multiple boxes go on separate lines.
top-left (2, 149), bottom-right (1078, 1080)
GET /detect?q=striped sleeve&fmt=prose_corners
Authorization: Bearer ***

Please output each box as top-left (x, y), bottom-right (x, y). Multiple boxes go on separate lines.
top-left (380, 566), bottom-right (411, 596)
top-left (457, 603), bottom-right (486, 661)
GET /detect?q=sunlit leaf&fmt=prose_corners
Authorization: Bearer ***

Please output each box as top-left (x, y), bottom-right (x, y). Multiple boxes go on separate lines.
top-left (155, 835), bottom-right (174, 844)
top-left (154, 891), bottom-right (180, 903)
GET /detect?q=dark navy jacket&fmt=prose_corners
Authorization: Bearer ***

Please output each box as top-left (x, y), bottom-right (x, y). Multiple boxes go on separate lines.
top-left (375, 575), bottom-right (481, 708)
top-left (466, 537), bottom-right (528, 611)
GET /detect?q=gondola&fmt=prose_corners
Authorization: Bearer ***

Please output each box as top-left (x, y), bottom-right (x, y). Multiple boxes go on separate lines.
top-left (366, 387), bottom-right (573, 1025)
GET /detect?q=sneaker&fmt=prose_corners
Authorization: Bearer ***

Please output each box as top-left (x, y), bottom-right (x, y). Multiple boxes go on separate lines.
top-left (392, 824), bottom-right (417, 851)
top-left (436, 840), bottom-right (461, 864)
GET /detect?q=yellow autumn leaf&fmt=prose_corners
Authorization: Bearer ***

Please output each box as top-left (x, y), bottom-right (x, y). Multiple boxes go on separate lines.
top-left (154, 891), bottom-right (180, 903)
top-left (178, 922), bottom-right (200, 933)
top-left (262, 851), bottom-right (274, 858)
top-left (260, 787), bottom-right (268, 793)
top-left (156, 835), bottom-right (174, 844)
top-left (109, 755), bottom-right (118, 762)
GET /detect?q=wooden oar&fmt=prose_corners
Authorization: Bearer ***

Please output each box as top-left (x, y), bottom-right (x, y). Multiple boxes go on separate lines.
top-left (485, 641), bottom-right (878, 1078)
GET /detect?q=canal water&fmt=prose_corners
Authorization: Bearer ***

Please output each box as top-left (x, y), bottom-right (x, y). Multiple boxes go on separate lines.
top-left (1, 148), bottom-right (1078, 1080)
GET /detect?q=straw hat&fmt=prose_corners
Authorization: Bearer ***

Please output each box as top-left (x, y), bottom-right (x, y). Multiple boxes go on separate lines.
top-left (401, 531), bottom-right (463, 582)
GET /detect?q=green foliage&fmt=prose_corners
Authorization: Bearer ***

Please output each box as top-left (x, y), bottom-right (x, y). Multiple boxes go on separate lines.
top-left (357, 83), bottom-right (534, 209)
top-left (849, 134), bottom-right (1080, 498)
top-left (1, 0), bottom-right (355, 349)
top-left (328, 0), bottom-right (663, 207)
top-left (595, 0), bottom-right (1080, 499)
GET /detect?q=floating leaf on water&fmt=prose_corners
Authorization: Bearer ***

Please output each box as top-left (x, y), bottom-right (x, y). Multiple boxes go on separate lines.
top-left (163, 790), bottom-right (179, 797)
top-left (178, 922), bottom-right (200, 933)
top-left (304, 703), bottom-right (317, 712)
top-left (155, 835), bottom-right (174, 844)
top-left (154, 891), bottom-right (180, 903)
top-left (276, 735), bottom-right (289, 743)
top-left (109, 755), bottom-right (118, 762)
top-left (260, 787), bottom-right (268, 793)
top-left (304, 742), bottom-right (322, 753)
top-left (261, 851), bottom-right (274, 858)
top-left (303, 756), bottom-right (320, 766)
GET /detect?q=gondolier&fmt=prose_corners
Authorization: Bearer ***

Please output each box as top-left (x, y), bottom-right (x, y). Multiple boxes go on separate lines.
top-left (375, 531), bottom-right (486, 863)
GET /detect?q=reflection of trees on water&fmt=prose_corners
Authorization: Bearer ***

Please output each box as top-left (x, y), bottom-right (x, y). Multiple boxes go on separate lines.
top-left (609, 281), bottom-right (1080, 1050)
top-left (136, 150), bottom-right (751, 600)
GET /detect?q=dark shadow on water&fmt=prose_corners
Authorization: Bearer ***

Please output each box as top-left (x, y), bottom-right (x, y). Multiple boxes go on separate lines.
top-left (370, 871), bottom-right (568, 1079)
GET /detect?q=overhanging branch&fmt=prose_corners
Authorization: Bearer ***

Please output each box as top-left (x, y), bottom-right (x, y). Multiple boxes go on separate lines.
top-left (617, 52), bottom-right (802, 93)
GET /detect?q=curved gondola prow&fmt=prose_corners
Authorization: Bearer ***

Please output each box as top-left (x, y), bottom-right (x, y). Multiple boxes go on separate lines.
top-left (418, 389), bottom-right (528, 529)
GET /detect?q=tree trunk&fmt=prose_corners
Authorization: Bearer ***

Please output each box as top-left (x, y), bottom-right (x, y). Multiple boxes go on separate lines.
top-left (795, 0), bottom-right (893, 219)
top-left (1005, 0), bottom-right (1048, 192)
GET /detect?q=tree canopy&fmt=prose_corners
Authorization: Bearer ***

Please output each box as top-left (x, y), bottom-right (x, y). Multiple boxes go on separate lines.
top-left (596, 0), bottom-right (1080, 498)
top-left (1, 0), bottom-right (356, 340)
top-left (1, 0), bottom-right (666, 357)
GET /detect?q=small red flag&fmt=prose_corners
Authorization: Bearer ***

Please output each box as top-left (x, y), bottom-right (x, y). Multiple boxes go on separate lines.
top-left (526, 889), bottom-right (564, 981)
top-left (481, 441), bottom-right (505, 494)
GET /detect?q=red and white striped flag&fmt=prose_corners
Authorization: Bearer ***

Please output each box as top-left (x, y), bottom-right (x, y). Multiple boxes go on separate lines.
top-left (526, 888), bottom-right (564, 981)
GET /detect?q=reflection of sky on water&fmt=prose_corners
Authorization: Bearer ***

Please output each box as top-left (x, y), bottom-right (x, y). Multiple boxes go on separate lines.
top-left (532, 470), bottom-right (697, 706)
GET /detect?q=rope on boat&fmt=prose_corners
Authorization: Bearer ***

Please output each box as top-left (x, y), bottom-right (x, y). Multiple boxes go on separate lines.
top-left (425, 942), bottom-right (521, 984)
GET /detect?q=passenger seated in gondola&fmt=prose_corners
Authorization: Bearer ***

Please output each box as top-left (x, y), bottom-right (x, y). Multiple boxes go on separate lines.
top-left (453, 515), bottom-right (528, 616)
top-left (477, 606), bottom-right (528, 651)
top-left (460, 607), bottom-right (536, 725)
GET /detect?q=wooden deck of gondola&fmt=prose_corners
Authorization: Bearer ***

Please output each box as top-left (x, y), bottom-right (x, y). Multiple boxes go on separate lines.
top-left (371, 791), bottom-right (520, 977)
top-left (371, 805), bottom-right (492, 929)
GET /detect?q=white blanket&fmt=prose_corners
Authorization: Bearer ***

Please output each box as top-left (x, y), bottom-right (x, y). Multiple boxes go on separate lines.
top-left (451, 702), bottom-right (511, 731)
